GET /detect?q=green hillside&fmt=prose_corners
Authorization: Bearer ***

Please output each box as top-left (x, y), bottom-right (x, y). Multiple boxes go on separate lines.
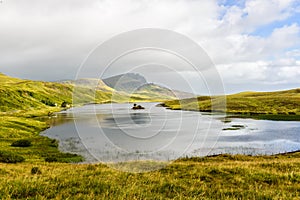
top-left (133, 83), bottom-right (176, 100)
top-left (163, 89), bottom-right (300, 120)
top-left (0, 73), bottom-right (118, 116)
top-left (67, 78), bottom-right (114, 92)
top-left (0, 73), bottom-right (177, 115)
top-left (0, 73), bottom-right (72, 114)
top-left (133, 83), bottom-right (195, 99)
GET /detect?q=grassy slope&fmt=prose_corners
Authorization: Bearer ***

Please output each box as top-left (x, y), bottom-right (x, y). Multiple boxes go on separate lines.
top-left (0, 73), bottom-right (174, 113)
top-left (163, 89), bottom-right (300, 120)
top-left (133, 83), bottom-right (176, 100)
top-left (0, 73), bottom-right (71, 114)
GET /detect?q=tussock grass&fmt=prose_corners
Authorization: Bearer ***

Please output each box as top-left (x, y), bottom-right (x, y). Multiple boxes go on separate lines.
top-left (0, 153), bottom-right (299, 199)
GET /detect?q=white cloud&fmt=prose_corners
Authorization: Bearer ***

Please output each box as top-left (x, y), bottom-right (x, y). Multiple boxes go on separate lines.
top-left (266, 23), bottom-right (300, 49)
top-left (217, 61), bottom-right (269, 83)
top-left (243, 0), bottom-right (294, 27)
top-left (218, 0), bottom-right (297, 33)
top-left (203, 23), bottom-right (300, 65)
top-left (0, 0), bottom-right (299, 92)
top-left (286, 49), bottom-right (300, 57)
top-left (277, 66), bottom-right (300, 83)
top-left (217, 58), bottom-right (300, 89)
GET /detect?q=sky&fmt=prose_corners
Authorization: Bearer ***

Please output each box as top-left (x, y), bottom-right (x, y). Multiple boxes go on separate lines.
top-left (0, 0), bottom-right (299, 94)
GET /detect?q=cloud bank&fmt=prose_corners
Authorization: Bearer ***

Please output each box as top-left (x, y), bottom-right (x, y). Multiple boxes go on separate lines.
top-left (0, 0), bottom-right (299, 93)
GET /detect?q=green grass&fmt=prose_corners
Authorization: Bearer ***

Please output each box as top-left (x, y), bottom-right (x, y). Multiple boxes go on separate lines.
top-left (0, 115), bottom-right (83, 163)
top-left (133, 83), bottom-right (177, 100)
top-left (0, 153), bottom-right (299, 199)
top-left (0, 73), bottom-right (74, 113)
top-left (163, 89), bottom-right (300, 120)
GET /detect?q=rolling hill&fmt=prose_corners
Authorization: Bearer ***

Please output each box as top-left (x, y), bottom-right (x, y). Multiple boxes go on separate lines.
top-left (162, 89), bottom-right (300, 120)
top-left (134, 83), bottom-right (176, 98)
top-left (61, 78), bottom-right (114, 92)
top-left (2, 72), bottom-right (298, 120)
top-left (0, 73), bottom-right (178, 114)
top-left (0, 73), bottom-right (74, 114)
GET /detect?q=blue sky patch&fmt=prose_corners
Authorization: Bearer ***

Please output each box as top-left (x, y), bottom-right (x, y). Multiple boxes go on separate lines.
top-left (250, 12), bottom-right (300, 38)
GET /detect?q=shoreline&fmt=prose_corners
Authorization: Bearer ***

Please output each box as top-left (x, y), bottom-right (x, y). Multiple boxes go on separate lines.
top-left (159, 103), bottom-right (300, 121)
top-left (1, 102), bottom-right (300, 165)
top-left (43, 103), bottom-right (300, 164)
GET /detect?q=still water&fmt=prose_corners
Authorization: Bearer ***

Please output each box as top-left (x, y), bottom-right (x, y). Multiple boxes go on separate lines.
top-left (42, 103), bottom-right (300, 163)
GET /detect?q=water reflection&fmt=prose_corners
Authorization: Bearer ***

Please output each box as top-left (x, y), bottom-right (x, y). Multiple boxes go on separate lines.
top-left (130, 113), bottom-right (151, 125)
top-left (101, 112), bottom-right (151, 127)
top-left (43, 103), bottom-right (300, 164)
top-left (48, 113), bottom-right (75, 126)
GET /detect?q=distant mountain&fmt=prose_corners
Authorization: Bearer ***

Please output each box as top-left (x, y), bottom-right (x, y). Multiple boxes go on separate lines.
top-left (61, 78), bottom-right (114, 92)
top-left (103, 73), bottom-right (194, 98)
top-left (171, 90), bottom-right (196, 99)
top-left (103, 73), bottom-right (147, 93)
top-left (133, 83), bottom-right (176, 100)
top-left (133, 83), bottom-right (195, 100)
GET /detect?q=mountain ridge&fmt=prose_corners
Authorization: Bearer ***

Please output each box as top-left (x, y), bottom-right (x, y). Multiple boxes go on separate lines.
top-left (103, 73), bottom-right (195, 98)
top-left (103, 73), bottom-right (147, 93)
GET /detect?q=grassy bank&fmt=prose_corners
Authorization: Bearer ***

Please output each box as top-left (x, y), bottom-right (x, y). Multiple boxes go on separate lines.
top-left (163, 89), bottom-right (300, 121)
top-left (0, 153), bottom-right (300, 199)
top-left (0, 115), bottom-right (84, 164)
top-left (0, 73), bottom-right (92, 163)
